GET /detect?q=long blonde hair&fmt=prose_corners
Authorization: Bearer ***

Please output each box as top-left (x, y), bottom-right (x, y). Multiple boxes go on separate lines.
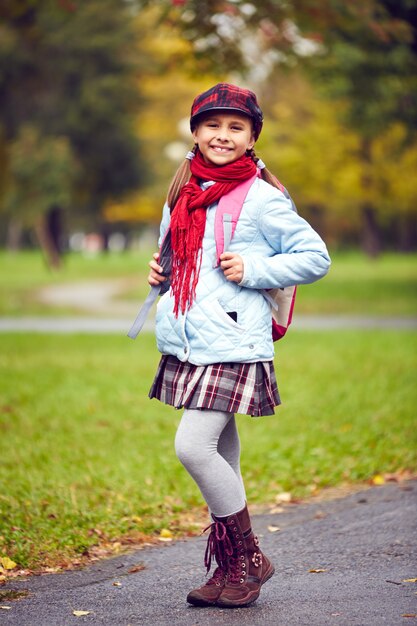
top-left (166, 145), bottom-right (285, 210)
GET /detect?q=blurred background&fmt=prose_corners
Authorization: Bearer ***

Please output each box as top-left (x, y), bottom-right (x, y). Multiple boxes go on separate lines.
top-left (0, 0), bottom-right (416, 574)
top-left (1, 0), bottom-right (416, 262)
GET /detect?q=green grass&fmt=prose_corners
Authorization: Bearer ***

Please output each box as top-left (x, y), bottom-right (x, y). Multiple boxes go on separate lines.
top-left (296, 251), bottom-right (417, 315)
top-left (0, 330), bottom-right (416, 570)
top-left (0, 249), bottom-right (416, 316)
top-left (0, 249), bottom-right (152, 316)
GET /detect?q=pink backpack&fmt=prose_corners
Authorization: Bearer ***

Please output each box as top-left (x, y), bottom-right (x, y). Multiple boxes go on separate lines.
top-left (128, 174), bottom-right (297, 340)
top-left (214, 173), bottom-right (297, 342)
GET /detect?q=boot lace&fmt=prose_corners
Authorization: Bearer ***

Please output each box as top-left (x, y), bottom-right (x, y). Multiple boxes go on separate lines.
top-left (203, 521), bottom-right (233, 573)
top-left (206, 566), bottom-right (226, 586)
top-left (227, 553), bottom-right (245, 584)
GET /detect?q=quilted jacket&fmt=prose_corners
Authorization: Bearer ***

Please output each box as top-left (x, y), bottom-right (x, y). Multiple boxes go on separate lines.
top-left (155, 177), bottom-right (331, 366)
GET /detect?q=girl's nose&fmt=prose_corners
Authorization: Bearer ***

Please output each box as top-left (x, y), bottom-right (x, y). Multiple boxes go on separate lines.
top-left (216, 126), bottom-right (231, 142)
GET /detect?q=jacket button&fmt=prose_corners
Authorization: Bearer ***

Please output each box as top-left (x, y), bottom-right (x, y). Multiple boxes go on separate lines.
top-left (249, 344), bottom-right (254, 349)
top-left (184, 347), bottom-right (188, 353)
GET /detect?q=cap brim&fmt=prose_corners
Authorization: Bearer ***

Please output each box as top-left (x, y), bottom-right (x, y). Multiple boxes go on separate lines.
top-left (190, 106), bottom-right (252, 126)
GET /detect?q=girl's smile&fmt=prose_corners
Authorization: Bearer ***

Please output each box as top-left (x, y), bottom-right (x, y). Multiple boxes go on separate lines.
top-left (192, 112), bottom-right (255, 165)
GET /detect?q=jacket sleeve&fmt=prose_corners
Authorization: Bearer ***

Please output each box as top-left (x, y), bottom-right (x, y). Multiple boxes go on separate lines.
top-left (239, 190), bottom-right (331, 290)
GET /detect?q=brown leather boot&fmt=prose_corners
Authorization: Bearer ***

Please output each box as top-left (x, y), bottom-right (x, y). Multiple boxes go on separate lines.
top-left (216, 504), bottom-right (275, 608)
top-left (186, 519), bottom-right (233, 607)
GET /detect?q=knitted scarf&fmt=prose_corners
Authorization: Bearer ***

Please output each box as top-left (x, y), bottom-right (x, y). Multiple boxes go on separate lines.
top-left (170, 150), bottom-right (257, 316)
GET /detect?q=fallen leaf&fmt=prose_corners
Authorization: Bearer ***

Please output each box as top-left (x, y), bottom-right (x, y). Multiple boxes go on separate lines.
top-left (128, 564), bottom-right (145, 574)
top-left (0, 557), bottom-right (17, 570)
top-left (275, 492), bottom-right (292, 504)
top-left (73, 610), bottom-right (91, 616)
top-left (113, 581), bottom-right (122, 587)
top-left (371, 474), bottom-right (385, 485)
top-left (309, 568), bottom-right (327, 573)
top-left (269, 506), bottom-right (285, 514)
top-left (158, 528), bottom-right (173, 542)
top-left (402, 614), bottom-right (417, 618)
top-left (403, 578), bottom-right (417, 583)
top-left (267, 525), bottom-right (280, 533)
top-left (0, 606), bottom-right (12, 610)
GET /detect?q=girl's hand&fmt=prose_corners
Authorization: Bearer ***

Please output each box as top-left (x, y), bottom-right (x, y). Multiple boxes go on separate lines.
top-left (220, 252), bottom-right (244, 283)
top-left (148, 252), bottom-right (167, 286)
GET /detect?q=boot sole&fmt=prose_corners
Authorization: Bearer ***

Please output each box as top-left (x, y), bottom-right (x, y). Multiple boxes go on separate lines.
top-left (187, 590), bottom-right (223, 607)
top-left (216, 563), bottom-right (275, 608)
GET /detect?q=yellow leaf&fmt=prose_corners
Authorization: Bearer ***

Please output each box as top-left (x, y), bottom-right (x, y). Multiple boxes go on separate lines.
top-left (267, 525), bottom-right (280, 533)
top-left (159, 528), bottom-right (173, 541)
top-left (0, 557), bottom-right (17, 570)
top-left (113, 581), bottom-right (122, 587)
top-left (72, 610), bottom-right (91, 617)
top-left (0, 606), bottom-right (12, 610)
top-left (309, 568), bottom-right (327, 573)
top-left (403, 578), bottom-right (417, 583)
top-left (372, 474), bottom-right (385, 485)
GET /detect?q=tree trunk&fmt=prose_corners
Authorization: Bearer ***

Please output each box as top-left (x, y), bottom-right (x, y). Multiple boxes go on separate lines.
top-left (34, 214), bottom-right (61, 269)
top-left (361, 204), bottom-right (382, 257)
top-left (47, 205), bottom-right (65, 255)
top-left (360, 138), bottom-right (382, 257)
top-left (6, 218), bottom-right (23, 251)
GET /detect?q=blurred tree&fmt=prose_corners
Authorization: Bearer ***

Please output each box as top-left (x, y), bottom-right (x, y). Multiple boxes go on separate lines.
top-left (257, 72), bottom-right (417, 251)
top-left (105, 7), bottom-right (221, 226)
top-left (142, 0), bottom-right (417, 253)
top-left (309, 0), bottom-right (417, 254)
top-left (4, 125), bottom-right (78, 267)
top-left (0, 0), bottom-right (145, 261)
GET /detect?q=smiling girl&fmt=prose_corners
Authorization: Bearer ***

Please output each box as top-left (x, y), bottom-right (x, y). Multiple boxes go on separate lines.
top-left (146, 83), bottom-right (331, 608)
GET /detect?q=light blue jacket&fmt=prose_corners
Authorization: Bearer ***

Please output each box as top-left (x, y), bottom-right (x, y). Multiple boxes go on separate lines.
top-left (155, 177), bottom-right (331, 365)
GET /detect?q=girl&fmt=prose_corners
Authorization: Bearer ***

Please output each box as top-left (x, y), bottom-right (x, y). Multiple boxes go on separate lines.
top-left (147, 83), bottom-right (331, 608)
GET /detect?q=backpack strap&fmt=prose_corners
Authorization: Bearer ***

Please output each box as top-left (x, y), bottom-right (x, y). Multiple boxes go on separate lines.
top-left (127, 230), bottom-right (171, 340)
top-left (214, 173), bottom-right (258, 265)
top-left (127, 285), bottom-right (161, 339)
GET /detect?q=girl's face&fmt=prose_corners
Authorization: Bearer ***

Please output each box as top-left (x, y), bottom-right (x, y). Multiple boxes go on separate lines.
top-left (192, 112), bottom-right (255, 166)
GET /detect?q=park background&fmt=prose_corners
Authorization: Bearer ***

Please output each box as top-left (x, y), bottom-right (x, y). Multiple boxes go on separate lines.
top-left (0, 0), bottom-right (416, 578)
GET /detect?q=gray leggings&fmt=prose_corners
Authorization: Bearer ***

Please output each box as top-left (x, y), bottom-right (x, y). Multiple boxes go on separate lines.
top-left (175, 408), bottom-right (246, 518)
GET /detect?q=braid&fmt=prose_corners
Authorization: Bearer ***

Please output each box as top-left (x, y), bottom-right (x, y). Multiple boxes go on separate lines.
top-left (247, 148), bottom-right (286, 194)
top-left (166, 144), bottom-right (198, 211)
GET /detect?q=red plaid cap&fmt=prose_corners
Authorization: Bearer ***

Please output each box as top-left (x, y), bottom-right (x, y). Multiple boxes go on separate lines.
top-left (190, 83), bottom-right (263, 140)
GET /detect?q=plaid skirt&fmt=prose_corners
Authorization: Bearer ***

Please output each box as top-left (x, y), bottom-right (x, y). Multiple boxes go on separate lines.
top-left (149, 355), bottom-right (280, 417)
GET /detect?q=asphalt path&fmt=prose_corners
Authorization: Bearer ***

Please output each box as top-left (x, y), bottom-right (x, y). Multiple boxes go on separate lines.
top-left (1, 480), bottom-right (416, 626)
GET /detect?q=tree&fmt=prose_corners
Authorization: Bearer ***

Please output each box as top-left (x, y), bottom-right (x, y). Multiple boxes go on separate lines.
top-left (309, 0), bottom-right (417, 254)
top-left (0, 0), bottom-right (145, 261)
top-left (142, 0), bottom-right (417, 253)
top-left (4, 125), bottom-right (78, 266)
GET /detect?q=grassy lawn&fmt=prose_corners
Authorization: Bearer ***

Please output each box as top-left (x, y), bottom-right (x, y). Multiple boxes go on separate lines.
top-left (0, 249), bottom-right (416, 316)
top-left (0, 330), bottom-right (416, 570)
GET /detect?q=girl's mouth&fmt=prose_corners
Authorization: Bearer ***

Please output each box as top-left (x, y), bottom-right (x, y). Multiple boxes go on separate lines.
top-left (210, 145), bottom-right (232, 153)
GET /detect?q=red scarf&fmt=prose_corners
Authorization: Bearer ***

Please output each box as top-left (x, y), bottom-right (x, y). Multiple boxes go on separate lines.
top-left (170, 150), bottom-right (257, 315)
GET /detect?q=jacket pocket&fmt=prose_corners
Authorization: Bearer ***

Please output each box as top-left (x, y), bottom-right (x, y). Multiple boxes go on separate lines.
top-left (211, 299), bottom-right (245, 332)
